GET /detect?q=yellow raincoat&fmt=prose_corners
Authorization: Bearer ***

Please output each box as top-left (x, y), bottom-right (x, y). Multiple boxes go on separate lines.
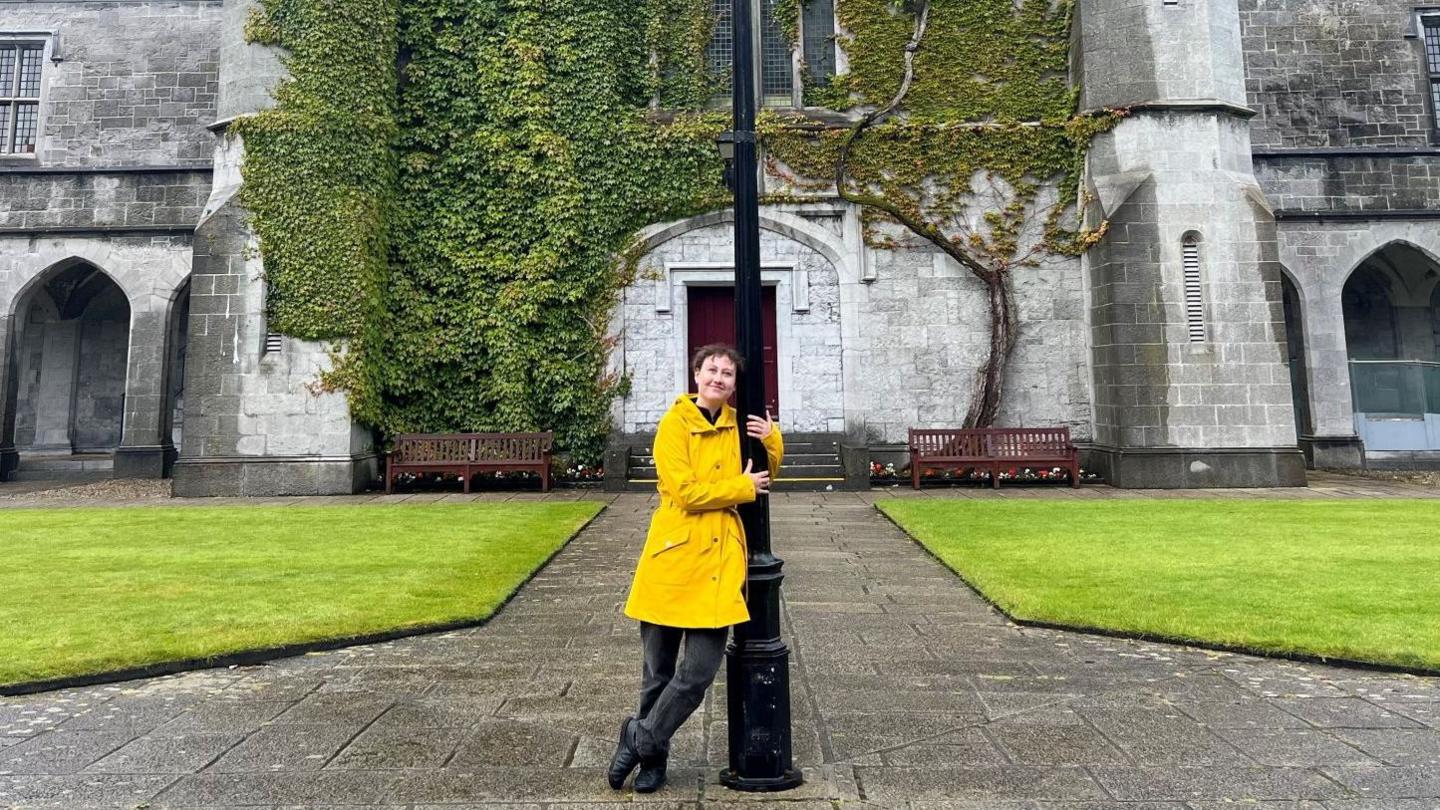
top-left (623, 393), bottom-right (784, 629)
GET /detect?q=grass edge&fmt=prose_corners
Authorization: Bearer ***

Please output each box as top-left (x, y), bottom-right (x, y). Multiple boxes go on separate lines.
top-left (872, 499), bottom-right (1440, 679)
top-left (0, 498), bottom-right (613, 697)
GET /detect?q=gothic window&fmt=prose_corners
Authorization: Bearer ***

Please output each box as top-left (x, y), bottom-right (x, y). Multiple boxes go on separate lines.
top-left (0, 42), bottom-right (44, 154)
top-left (705, 0), bottom-right (836, 108)
top-left (1423, 14), bottom-right (1440, 133)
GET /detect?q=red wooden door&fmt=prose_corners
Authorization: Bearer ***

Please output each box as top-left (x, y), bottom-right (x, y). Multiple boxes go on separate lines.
top-left (686, 286), bottom-right (779, 417)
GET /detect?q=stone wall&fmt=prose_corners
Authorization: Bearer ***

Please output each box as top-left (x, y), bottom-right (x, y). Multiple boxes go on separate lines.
top-left (172, 136), bottom-right (375, 496)
top-left (0, 169), bottom-right (211, 230)
top-left (1274, 219), bottom-right (1440, 453)
top-left (617, 206), bottom-right (1094, 446)
top-left (0, 0), bottom-right (222, 168)
top-left (0, 234), bottom-right (192, 477)
top-left (845, 234), bottom-right (1092, 445)
top-left (1254, 154), bottom-right (1440, 213)
top-left (1084, 113), bottom-right (1303, 486)
top-left (619, 221), bottom-right (844, 435)
top-left (1239, 0), bottom-right (1434, 149)
top-left (1078, 0), bottom-right (1247, 109)
top-left (71, 285), bottom-right (129, 450)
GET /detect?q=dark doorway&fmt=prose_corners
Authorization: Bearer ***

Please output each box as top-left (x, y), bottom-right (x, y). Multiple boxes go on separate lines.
top-left (1280, 274), bottom-right (1313, 438)
top-left (686, 285), bottom-right (779, 417)
top-left (11, 262), bottom-right (130, 455)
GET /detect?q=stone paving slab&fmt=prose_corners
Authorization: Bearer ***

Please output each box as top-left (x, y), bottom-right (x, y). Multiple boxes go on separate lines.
top-left (0, 491), bottom-right (1437, 808)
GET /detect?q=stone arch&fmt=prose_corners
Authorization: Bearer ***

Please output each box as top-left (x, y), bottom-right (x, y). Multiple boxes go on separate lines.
top-left (632, 208), bottom-right (855, 280)
top-left (1342, 264), bottom-right (1399, 360)
top-left (1337, 238), bottom-right (1440, 297)
top-left (1342, 242), bottom-right (1440, 363)
top-left (619, 208), bottom-right (848, 435)
top-left (3, 258), bottom-right (132, 465)
top-left (7, 255), bottom-right (133, 323)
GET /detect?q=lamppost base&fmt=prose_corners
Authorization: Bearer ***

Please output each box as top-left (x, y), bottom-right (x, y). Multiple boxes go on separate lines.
top-left (718, 768), bottom-right (805, 792)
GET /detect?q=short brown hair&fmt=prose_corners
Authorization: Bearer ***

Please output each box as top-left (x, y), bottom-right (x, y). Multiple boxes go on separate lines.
top-left (691, 343), bottom-right (745, 373)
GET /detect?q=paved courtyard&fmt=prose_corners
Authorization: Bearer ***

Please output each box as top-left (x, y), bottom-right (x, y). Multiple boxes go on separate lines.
top-left (0, 484), bottom-right (1438, 807)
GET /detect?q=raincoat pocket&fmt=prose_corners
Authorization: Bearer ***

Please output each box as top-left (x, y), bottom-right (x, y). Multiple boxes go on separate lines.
top-left (650, 537), bottom-right (691, 557)
top-left (647, 536), bottom-right (699, 585)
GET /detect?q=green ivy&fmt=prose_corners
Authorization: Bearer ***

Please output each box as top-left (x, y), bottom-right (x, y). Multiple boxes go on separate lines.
top-left (339, 0), bottom-right (728, 462)
top-left (236, 0), bottom-right (1115, 461)
top-left (233, 0), bottom-right (398, 340)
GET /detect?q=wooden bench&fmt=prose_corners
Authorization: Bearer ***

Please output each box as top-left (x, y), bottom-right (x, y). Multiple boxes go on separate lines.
top-left (386, 432), bottom-right (553, 494)
top-left (908, 427), bottom-right (1080, 489)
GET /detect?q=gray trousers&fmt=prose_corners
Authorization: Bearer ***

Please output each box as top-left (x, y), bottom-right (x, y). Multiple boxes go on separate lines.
top-left (634, 621), bottom-right (728, 758)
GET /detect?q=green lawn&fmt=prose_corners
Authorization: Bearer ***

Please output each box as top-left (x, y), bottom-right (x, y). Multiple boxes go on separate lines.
top-left (878, 499), bottom-right (1440, 670)
top-left (0, 502), bottom-right (602, 686)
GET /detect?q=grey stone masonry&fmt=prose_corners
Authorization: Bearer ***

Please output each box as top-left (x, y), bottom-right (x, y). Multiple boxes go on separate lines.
top-left (0, 169), bottom-right (210, 231)
top-left (214, 0), bottom-right (281, 120)
top-left (618, 204), bottom-right (1095, 448)
top-left (1240, 0), bottom-right (1435, 149)
top-left (1079, 0), bottom-right (1305, 487)
top-left (1254, 153), bottom-right (1440, 214)
top-left (0, 234), bottom-right (192, 479)
top-left (1079, 0), bottom-right (1248, 110)
top-left (170, 137), bottom-right (375, 496)
top-left (169, 0), bottom-right (374, 495)
top-left (0, 0), bottom-right (222, 168)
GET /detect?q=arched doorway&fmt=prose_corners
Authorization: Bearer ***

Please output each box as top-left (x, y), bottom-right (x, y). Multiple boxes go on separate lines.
top-left (1341, 243), bottom-right (1440, 453)
top-left (7, 261), bottom-right (130, 476)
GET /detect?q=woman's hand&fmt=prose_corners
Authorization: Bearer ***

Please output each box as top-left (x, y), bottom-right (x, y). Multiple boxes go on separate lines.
top-left (746, 410), bottom-right (774, 441)
top-left (743, 458), bottom-right (771, 495)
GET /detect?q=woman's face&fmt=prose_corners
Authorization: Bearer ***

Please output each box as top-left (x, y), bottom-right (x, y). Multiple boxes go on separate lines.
top-left (693, 354), bottom-right (737, 408)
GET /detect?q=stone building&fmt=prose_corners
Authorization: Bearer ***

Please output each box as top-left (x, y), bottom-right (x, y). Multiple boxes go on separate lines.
top-left (0, 0), bottom-right (372, 495)
top-left (1, 0), bottom-right (1436, 494)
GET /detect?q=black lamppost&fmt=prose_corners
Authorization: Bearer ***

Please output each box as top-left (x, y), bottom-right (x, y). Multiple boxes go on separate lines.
top-left (714, 0), bottom-right (803, 793)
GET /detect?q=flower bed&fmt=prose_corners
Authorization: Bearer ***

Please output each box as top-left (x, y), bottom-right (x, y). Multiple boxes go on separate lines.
top-left (870, 461), bottom-right (1102, 486)
top-left (386, 463), bottom-right (605, 492)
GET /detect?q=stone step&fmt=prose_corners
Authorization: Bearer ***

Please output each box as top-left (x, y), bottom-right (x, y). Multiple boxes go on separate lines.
top-left (17, 453), bottom-right (114, 472)
top-left (623, 477), bottom-right (847, 493)
top-left (628, 451), bottom-right (841, 467)
top-left (9, 469), bottom-right (112, 482)
top-left (628, 464), bottom-right (844, 479)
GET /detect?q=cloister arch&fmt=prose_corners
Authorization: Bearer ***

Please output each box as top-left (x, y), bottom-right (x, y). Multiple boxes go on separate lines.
top-left (1340, 241), bottom-right (1440, 453)
top-left (3, 259), bottom-right (132, 467)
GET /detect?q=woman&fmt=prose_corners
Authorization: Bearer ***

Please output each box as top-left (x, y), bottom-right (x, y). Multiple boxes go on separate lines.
top-left (607, 343), bottom-right (782, 793)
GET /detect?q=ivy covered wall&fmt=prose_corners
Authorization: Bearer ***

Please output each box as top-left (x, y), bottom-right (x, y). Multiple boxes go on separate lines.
top-left (236, 0), bottom-right (1108, 461)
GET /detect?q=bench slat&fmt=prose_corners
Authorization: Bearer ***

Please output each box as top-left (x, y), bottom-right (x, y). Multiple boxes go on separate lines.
top-left (387, 431), bottom-right (554, 493)
top-left (908, 426), bottom-right (1079, 490)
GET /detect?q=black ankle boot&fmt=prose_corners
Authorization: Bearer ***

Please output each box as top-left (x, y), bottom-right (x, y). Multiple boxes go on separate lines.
top-left (606, 717), bottom-right (640, 789)
top-left (633, 750), bottom-right (668, 793)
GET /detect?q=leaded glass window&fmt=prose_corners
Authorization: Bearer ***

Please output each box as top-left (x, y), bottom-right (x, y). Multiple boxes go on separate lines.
top-left (1425, 15), bottom-right (1440, 133)
top-left (694, 0), bottom-right (839, 108)
top-left (801, 0), bottom-right (837, 97)
top-left (759, 0), bottom-right (793, 105)
top-left (0, 43), bottom-right (43, 154)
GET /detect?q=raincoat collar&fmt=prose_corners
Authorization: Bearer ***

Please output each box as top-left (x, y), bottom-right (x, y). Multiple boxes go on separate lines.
top-left (673, 393), bottom-right (737, 434)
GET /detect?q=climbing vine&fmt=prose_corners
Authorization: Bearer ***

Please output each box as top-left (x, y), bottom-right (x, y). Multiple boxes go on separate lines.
top-left (237, 0), bottom-right (1118, 460)
top-left (233, 0), bottom-right (398, 339)
top-left (337, 0), bottom-right (729, 462)
top-left (761, 0), bottom-right (1121, 427)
